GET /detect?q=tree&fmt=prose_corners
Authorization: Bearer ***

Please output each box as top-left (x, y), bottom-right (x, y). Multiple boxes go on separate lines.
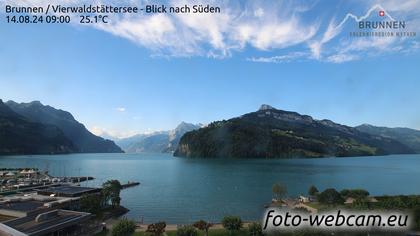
top-left (340, 189), bottom-right (369, 199)
top-left (272, 183), bottom-right (287, 200)
top-left (102, 179), bottom-right (122, 207)
top-left (111, 218), bottom-right (136, 236)
top-left (79, 194), bottom-right (102, 214)
top-left (146, 221), bottom-right (166, 236)
top-left (248, 222), bottom-right (263, 236)
top-left (318, 188), bottom-right (344, 205)
top-left (308, 185), bottom-right (319, 196)
top-left (351, 198), bottom-right (369, 210)
top-left (193, 220), bottom-right (213, 236)
top-left (111, 196), bottom-right (121, 207)
top-left (222, 216), bottom-right (242, 234)
top-left (177, 225), bottom-right (198, 236)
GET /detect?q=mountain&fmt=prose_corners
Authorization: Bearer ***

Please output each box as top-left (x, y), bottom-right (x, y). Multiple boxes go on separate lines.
top-left (99, 132), bottom-right (119, 142)
top-left (121, 131), bottom-right (170, 153)
top-left (116, 132), bottom-right (170, 152)
top-left (0, 100), bottom-right (77, 155)
top-left (174, 105), bottom-right (414, 158)
top-left (166, 122), bottom-right (203, 152)
top-left (356, 124), bottom-right (420, 153)
top-left (116, 133), bottom-right (149, 151)
top-left (117, 122), bottom-right (202, 153)
top-left (6, 100), bottom-right (123, 153)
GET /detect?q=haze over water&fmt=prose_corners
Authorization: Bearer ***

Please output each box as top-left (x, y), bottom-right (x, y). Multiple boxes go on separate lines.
top-left (1, 153), bottom-right (419, 224)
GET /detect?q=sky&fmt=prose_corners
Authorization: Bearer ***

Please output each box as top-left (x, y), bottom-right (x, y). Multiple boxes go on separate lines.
top-left (0, 0), bottom-right (419, 138)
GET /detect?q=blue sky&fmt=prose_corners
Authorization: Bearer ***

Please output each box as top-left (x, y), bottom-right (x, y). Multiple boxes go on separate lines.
top-left (0, 0), bottom-right (419, 137)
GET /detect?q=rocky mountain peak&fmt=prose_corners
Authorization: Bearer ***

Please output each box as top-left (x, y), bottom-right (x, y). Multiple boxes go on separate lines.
top-left (259, 104), bottom-right (275, 111)
top-left (29, 100), bottom-right (42, 105)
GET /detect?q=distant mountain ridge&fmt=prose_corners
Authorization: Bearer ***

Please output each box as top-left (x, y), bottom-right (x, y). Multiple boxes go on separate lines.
top-left (3, 100), bottom-right (418, 158)
top-left (5, 100), bottom-right (123, 154)
top-left (175, 105), bottom-right (415, 158)
top-left (356, 124), bottom-right (420, 153)
top-left (117, 122), bottom-right (202, 153)
top-left (0, 99), bottom-right (77, 155)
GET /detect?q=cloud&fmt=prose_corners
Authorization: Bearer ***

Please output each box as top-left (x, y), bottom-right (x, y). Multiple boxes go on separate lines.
top-left (326, 54), bottom-right (359, 63)
top-left (247, 52), bottom-right (308, 63)
top-left (254, 8), bottom-right (264, 18)
top-left (373, 0), bottom-right (420, 14)
top-left (115, 107), bottom-right (126, 112)
top-left (89, 126), bottom-right (138, 139)
top-left (1, 0), bottom-right (419, 63)
top-left (95, 0), bottom-right (420, 62)
top-left (95, 0), bottom-right (320, 57)
top-left (89, 126), bottom-right (105, 137)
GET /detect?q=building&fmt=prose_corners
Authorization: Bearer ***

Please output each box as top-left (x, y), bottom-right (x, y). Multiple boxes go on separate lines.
top-left (0, 209), bottom-right (91, 236)
top-left (298, 195), bottom-right (310, 203)
top-left (344, 196), bottom-right (379, 204)
top-left (0, 196), bottom-right (96, 235)
top-left (0, 184), bottom-right (104, 235)
top-left (0, 199), bottom-right (51, 218)
top-left (5, 173), bottom-right (15, 177)
top-left (37, 186), bottom-right (101, 198)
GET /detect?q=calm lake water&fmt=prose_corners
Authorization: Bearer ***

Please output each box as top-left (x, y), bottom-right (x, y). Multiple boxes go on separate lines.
top-left (0, 153), bottom-right (419, 224)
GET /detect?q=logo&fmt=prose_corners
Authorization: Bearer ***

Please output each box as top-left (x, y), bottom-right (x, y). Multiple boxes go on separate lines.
top-left (379, 10), bottom-right (385, 17)
top-left (349, 8), bottom-right (416, 38)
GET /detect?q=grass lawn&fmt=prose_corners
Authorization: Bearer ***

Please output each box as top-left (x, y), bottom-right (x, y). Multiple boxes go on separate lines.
top-left (304, 202), bottom-right (342, 212)
top-left (304, 202), bottom-right (322, 209)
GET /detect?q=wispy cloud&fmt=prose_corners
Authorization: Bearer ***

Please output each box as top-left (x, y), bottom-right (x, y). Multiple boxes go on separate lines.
top-left (93, 0), bottom-right (320, 58)
top-left (247, 52), bottom-right (308, 63)
top-left (326, 54), bottom-right (359, 63)
top-left (96, 0), bottom-right (420, 62)
top-left (115, 107), bottom-right (126, 112)
top-left (1, 0), bottom-right (419, 63)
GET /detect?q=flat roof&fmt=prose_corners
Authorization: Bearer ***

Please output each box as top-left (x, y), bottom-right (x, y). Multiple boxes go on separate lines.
top-left (0, 200), bottom-right (48, 213)
top-left (37, 185), bottom-right (100, 197)
top-left (0, 214), bottom-right (16, 223)
top-left (1, 210), bottom-right (91, 236)
top-left (41, 186), bottom-right (96, 194)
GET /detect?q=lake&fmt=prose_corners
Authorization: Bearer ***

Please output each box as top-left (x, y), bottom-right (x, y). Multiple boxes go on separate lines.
top-left (0, 153), bottom-right (419, 224)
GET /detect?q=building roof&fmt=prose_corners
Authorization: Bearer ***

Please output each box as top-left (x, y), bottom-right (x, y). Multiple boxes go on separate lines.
top-left (344, 197), bottom-right (355, 204)
top-left (0, 200), bottom-right (46, 213)
top-left (344, 196), bottom-right (379, 204)
top-left (20, 170), bottom-right (36, 174)
top-left (0, 199), bottom-right (54, 218)
top-left (37, 185), bottom-right (101, 197)
top-left (0, 214), bottom-right (16, 223)
top-left (0, 210), bottom-right (91, 236)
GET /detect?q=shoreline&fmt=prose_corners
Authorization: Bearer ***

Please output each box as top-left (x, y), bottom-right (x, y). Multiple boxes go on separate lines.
top-left (104, 219), bottom-right (254, 232)
top-left (2, 152), bottom-right (420, 159)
